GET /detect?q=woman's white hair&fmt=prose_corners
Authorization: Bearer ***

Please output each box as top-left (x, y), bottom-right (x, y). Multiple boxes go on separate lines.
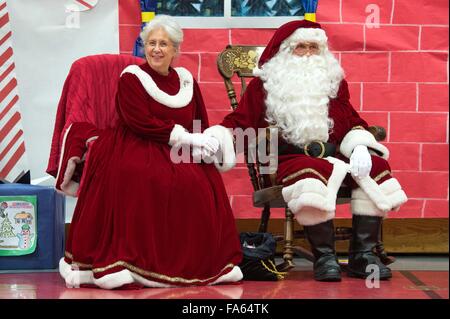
top-left (140, 15), bottom-right (183, 51)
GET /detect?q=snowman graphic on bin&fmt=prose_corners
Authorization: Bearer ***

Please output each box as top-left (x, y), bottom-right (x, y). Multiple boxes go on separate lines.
top-left (16, 224), bottom-right (34, 250)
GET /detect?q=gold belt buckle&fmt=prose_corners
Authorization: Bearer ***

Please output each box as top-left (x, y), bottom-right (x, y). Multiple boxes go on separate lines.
top-left (304, 141), bottom-right (326, 158)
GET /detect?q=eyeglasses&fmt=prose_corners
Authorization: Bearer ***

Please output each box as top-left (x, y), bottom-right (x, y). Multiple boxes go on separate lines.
top-left (293, 42), bottom-right (320, 55)
top-left (144, 40), bottom-right (172, 49)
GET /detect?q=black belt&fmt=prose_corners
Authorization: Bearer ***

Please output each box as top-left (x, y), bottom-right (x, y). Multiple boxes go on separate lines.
top-left (278, 141), bottom-right (336, 158)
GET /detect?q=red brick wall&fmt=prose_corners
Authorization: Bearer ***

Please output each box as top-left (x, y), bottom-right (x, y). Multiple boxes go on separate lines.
top-left (118, 0), bottom-right (449, 219)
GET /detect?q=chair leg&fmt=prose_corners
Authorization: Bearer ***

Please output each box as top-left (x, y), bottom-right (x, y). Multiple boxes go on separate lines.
top-left (375, 220), bottom-right (396, 265)
top-left (277, 207), bottom-right (296, 272)
top-left (258, 205), bottom-right (271, 233)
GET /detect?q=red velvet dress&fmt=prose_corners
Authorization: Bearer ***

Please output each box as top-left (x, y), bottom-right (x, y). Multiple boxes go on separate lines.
top-left (62, 63), bottom-right (242, 287)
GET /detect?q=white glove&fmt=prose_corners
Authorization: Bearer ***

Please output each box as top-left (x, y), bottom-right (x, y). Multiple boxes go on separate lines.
top-left (192, 146), bottom-right (203, 160)
top-left (192, 145), bottom-right (215, 161)
top-left (179, 132), bottom-right (219, 155)
top-left (349, 145), bottom-right (372, 178)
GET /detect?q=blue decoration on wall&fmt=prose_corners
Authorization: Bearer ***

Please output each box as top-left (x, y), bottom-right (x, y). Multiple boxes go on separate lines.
top-left (133, 0), bottom-right (157, 58)
top-left (301, 0), bottom-right (318, 14)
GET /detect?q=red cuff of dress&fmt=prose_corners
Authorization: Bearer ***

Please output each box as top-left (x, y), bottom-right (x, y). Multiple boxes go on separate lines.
top-left (55, 123), bottom-right (99, 197)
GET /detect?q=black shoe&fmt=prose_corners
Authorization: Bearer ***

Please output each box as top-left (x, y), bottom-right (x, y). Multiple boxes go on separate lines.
top-left (304, 220), bottom-right (341, 282)
top-left (347, 215), bottom-right (392, 280)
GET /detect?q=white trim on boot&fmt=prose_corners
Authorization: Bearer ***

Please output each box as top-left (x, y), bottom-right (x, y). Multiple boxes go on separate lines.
top-left (282, 178), bottom-right (333, 212)
top-left (352, 175), bottom-right (392, 212)
top-left (379, 178), bottom-right (408, 210)
top-left (352, 177), bottom-right (408, 213)
top-left (351, 188), bottom-right (387, 218)
top-left (282, 157), bottom-right (349, 214)
top-left (294, 207), bottom-right (336, 226)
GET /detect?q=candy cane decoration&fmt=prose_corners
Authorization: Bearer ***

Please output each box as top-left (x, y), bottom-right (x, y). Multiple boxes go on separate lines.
top-left (66, 0), bottom-right (99, 12)
top-left (0, 1), bottom-right (29, 183)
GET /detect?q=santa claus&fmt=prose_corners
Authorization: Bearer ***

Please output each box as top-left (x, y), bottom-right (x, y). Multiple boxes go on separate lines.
top-left (207, 20), bottom-right (408, 282)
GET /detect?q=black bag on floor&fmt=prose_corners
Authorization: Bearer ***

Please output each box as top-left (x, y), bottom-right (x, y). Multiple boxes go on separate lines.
top-left (239, 232), bottom-right (286, 281)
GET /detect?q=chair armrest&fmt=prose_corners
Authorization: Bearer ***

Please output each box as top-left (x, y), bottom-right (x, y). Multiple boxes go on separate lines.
top-left (253, 185), bottom-right (284, 208)
top-left (367, 125), bottom-right (386, 142)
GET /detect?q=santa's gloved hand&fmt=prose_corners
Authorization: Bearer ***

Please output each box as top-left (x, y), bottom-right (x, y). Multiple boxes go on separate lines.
top-left (350, 145), bottom-right (372, 178)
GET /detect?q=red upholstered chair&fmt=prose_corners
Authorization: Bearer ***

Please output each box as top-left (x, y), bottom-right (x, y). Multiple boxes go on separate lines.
top-left (46, 54), bottom-right (144, 178)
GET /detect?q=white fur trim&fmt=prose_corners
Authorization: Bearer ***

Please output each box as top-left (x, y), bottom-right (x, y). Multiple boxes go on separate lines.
top-left (59, 258), bottom-right (94, 288)
top-left (289, 193), bottom-right (330, 213)
top-left (282, 28), bottom-right (328, 50)
top-left (340, 129), bottom-right (389, 160)
top-left (379, 178), bottom-right (408, 210)
top-left (121, 65), bottom-right (193, 108)
top-left (59, 258), bottom-right (171, 289)
top-left (282, 178), bottom-right (334, 212)
top-left (351, 188), bottom-right (387, 217)
top-left (203, 125), bottom-right (236, 172)
top-left (352, 175), bottom-right (392, 212)
top-left (351, 178), bottom-right (408, 216)
top-left (59, 258), bottom-right (72, 279)
top-left (282, 157), bottom-right (350, 214)
top-left (210, 266), bottom-right (243, 285)
top-left (282, 178), bottom-right (327, 202)
top-left (59, 257), bottom-right (241, 289)
top-left (295, 207), bottom-right (335, 226)
top-left (168, 124), bottom-right (188, 146)
top-left (85, 136), bottom-right (98, 147)
top-left (65, 269), bottom-right (94, 288)
top-left (55, 124), bottom-right (74, 195)
top-left (94, 270), bottom-right (139, 289)
top-left (282, 157), bottom-right (352, 225)
top-left (324, 156), bottom-right (351, 206)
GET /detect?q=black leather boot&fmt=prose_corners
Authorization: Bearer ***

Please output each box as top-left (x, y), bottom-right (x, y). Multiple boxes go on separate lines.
top-left (304, 220), bottom-right (341, 282)
top-left (348, 215), bottom-right (392, 279)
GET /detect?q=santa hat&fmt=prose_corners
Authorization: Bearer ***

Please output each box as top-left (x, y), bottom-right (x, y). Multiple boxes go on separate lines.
top-left (258, 20), bottom-right (327, 68)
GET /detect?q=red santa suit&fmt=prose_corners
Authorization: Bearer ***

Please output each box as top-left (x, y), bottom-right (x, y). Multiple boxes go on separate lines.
top-left (219, 21), bottom-right (407, 226)
top-left (57, 62), bottom-right (243, 289)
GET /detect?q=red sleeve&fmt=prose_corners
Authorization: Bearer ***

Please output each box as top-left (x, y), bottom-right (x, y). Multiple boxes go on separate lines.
top-left (192, 80), bottom-right (209, 132)
top-left (220, 78), bottom-right (267, 131)
top-left (329, 80), bottom-right (368, 144)
top-left (116, 73), bottom-right (176, 144)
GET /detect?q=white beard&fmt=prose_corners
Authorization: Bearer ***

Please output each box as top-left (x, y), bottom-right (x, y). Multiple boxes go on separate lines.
top-left (258, 49), bottom-right (344, 147)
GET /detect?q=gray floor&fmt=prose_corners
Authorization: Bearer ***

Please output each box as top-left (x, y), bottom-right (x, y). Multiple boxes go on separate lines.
top-left (277, 255), bottom-right (449, 271)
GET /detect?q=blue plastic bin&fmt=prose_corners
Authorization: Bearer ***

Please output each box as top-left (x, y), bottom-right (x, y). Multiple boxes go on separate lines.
top-left (0, 184), bottom-right (65, 270)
